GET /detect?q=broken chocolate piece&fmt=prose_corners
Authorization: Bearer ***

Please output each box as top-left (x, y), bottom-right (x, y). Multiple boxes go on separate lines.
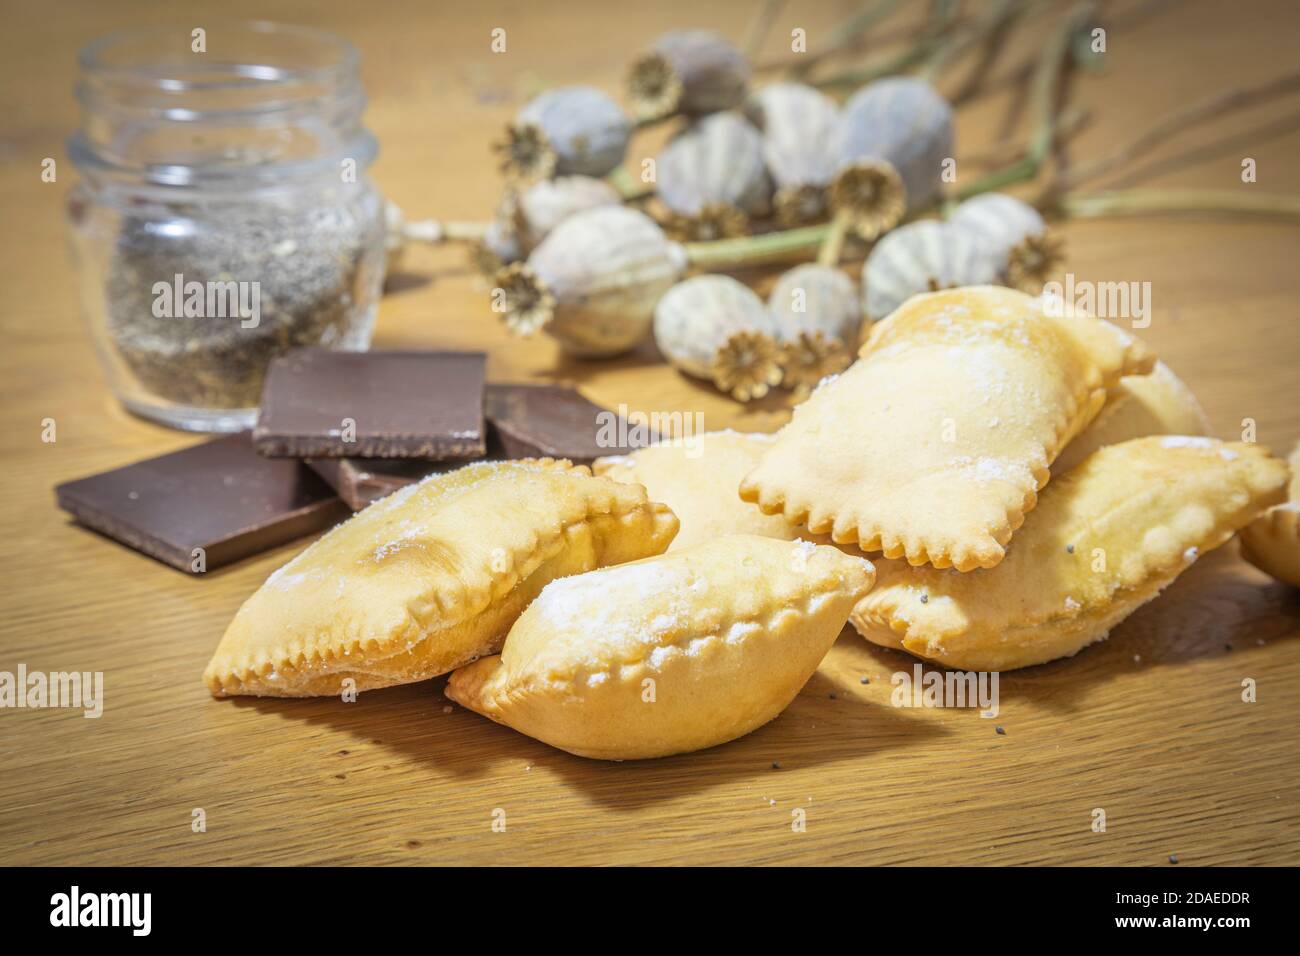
top-left (485, 383), bottom-right (651, 463)
top-left (308, 386), bottom-right (649, 510)
top-left (305, 458), bottom-right (443, 511)
top-left (253, 349), bottom-right (487, 459)
top-left (55, 434), bottom-right (348, 573)
top-left (308, 430), bottom-right (512, 511)
top-left (307, 429), bottom-right (506, 511)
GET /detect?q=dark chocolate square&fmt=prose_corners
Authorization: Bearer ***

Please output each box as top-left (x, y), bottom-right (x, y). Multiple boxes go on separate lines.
top-left (307, 429), bottom-right (507, 511)
top-left (307, 385), bottom-right (652, 510)
top-left (485, 383), bottom-right (653, 463)
top-left (253, 349), bottom-right (487, 459)
top-left (55, 434), bottom-right (348, 573)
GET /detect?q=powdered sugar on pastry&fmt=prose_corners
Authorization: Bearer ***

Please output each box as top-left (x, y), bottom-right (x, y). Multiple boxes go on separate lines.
top-left (446, 535), bottom-right (874, 760)
top-left (203, 459), bottom-right (679, 697)
top-left (850, 436), bottom-right (1287, 670)
top-left (739, 286), bottom-right (1154, 571)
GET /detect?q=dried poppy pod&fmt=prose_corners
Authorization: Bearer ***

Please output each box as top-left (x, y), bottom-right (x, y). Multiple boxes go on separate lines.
top-left (513, 175), bottom-right (623, 250)
top-left (949, 192), bottom-right (1066, 293)
top-left (834, 77), bottom-right (954, 234)
top-left (767, 264), bottom-right (863, 395)
top-left (628, 29), bottom-right (750, 121)
top-left (861, 219), bottom-right (998, 322)
top-left (475, 177), bottom-right (623, 276)
top-left (746, 83), bottom-right (841, 226)
top-left (826, 160), bottom-right (907, 241)
top-left (498, 86), bottom-right (631, 180)
top-left (495, 206), bottom-right (686, 358)
top-left (653, 274), bottom-right (784, 402)
top-left (469, 214), bottom-right (524, 279)
top-left (656, 112), bottom-right (772, 241)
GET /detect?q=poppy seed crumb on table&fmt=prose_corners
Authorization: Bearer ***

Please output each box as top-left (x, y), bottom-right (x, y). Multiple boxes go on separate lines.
top-left (995, 725), bottom-right (1006, 736)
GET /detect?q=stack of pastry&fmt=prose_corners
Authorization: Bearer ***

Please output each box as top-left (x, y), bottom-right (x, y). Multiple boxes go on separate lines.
top-left (204, 286), bottom-right (1291, 760)
top-left (597, 286), bottom-right (1290, 671)
top-left (204, 458), bottom-right (873, 759)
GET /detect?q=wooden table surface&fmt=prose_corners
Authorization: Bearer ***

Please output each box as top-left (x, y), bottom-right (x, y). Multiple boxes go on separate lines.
top-left (2, 0), bottom-right (1298, 866)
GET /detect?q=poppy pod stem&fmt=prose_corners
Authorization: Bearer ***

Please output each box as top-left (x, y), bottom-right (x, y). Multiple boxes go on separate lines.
top-left (958, 1), bottom-right (1094, 200)
top-left (401, 219), bottom-right (493, 244)
top-left (682, 224), bottom-right (832, 271)
top-left (385, 202), bottom-right (495, 272)
top-left (606, 165), bottom-right (653, 201)
top-left (1057, 189), bottom-right (1300, 221)
top-left (816, 212), bottom-right (852, 268)
top-left (827, 160), bottom-right (908, 241)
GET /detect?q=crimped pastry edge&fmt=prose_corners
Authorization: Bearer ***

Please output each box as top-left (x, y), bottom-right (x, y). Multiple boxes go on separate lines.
top-left (448, 558), bottom-right (873, 759)
top-left (204, 465), bottom-right (677, 696)
top-left (740, 383), bottom-right (1107, 572)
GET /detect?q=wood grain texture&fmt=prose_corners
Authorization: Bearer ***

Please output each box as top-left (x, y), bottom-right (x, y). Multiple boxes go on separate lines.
top-left (1, 0), bottom-right (1298, 866)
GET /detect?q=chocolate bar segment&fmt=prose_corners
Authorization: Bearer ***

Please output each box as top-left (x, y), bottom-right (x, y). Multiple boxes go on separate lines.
top-left (253, 349), bottom-right (487, 459)
top-left (485, 383), bottom-right (652, 464)
top-left (306, 428), bottom-right (505, 511)
top-left (55, 434), bottom-right (347, 573)
top-left (310, 386), bottom-right (651, 510)
top-left (307, 457), bottom-right (463, 511)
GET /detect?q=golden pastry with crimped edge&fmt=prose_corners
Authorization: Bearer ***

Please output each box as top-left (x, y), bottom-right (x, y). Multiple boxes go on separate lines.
top-left (204, 459), bottom-right (679, 698)
top-left (447, 535), bottom-right (874, 760)
top-left (1240, 441), bottom-right (1300, 587)
top-left (850, 436), bottom-right (1288, 671)
top-left (1053, 359), bottom-right (1211, 474)
top-left (740, 286), bottom-right (1154, 572)
top-left (594, 430), bottom-right (799, 549)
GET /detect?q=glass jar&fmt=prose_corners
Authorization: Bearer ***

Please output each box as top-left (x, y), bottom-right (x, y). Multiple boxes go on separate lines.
top-left (67, 22), bottom-right (386, 432)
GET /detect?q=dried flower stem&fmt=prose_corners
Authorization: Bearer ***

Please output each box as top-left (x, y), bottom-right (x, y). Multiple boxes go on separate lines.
top-left (606, 165), bottom-right (653, 201)
top-left (1099, 108), bottom-right (1300, 192)
top-left (954, 0), bottom-right (1178, 107)
top-left (955, 0), bottom-right (1096, 201)
top-left (400, 219), bottom-right (492, 244)
top-left (772, 0), bottom-right (907, 79)
top-left (959, 107), bottom-right (1090, 168)
top-left (1056, 68), bottom-right (1300, 190)
top-left (919, 0), bottom-right (1025, 83)
top-left (742, 0), bottom-right (788, 59)
top-left (816, 214), bottom-right (852, 268)
top-left (1057, 189), bottom-right (1300, 221)
top-left (683, 224), bottom-right (831, 270)
top-left (813, 4), bottom-right (960, 91)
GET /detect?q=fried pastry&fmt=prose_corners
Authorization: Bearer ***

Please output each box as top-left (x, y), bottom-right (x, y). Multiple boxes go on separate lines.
top-left (740, 286), bottom-right (1155, 571)
top-left (447, 535), bottom-right (874, 760)
top-left (594, 430), bottom-right (801, 549)
top-left (204, 460), bottom-right (679, 697)
top-left (1240, 441), bottom-right (1300, 587)
top-left (1054, 360), bottom-right (1210, 474)
top-left (850, 436), bottom-right (1288, 670)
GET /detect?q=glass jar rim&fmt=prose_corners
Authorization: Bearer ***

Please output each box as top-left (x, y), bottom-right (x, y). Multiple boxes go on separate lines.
top-left (70, 20), bottom-right (375, 189)
top-left (77, 20), bottom-right (360, 91)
